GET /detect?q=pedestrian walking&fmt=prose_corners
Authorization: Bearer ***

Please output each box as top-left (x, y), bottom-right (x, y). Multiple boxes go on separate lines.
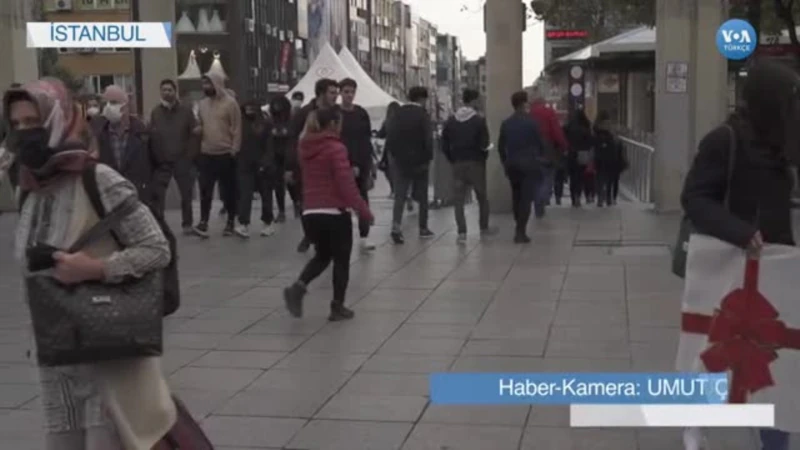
top-left (529, 87), bottom-right (568, 207)
top-left (441, 88), bottom-right (495, 243)
top-left (592, 110), bottom-right (627, 207)
top-left (385, 86), bottom-right (435, 244)
top-left (563, 110), bottom-right (594, 208)
top-left (339, 78), bottom-right (376, 251)
top-left (287, 78), bottom-right (340, 253)
top-left (680, 60), bottom-right (800, 450)
top-left (290, 91), bottom-right (305, 115)
top-left (234, 100), bottom-right (277, 238)
top-left (148, 79), bottom-right (199, 233)
top-left (7, 78), bottom-right (175, 450)
top-left (92, 85), bottom-right (170, 212)
top-left (269, 96), bottom-right (293, 223)
top-left (193, 72), bottom-right (241, 238)
top-left (498, 90), bottom-right (547, 243)
top-left (377, 101), bottom-right (399, 196)
top-left (283, 108), bottom-right (374, 322)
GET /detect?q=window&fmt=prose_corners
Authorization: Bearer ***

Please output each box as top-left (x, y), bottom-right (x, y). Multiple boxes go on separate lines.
top-left (84, 74), bottom-right (133, 94)
top-left (78, 0), bottom-right (128, 9)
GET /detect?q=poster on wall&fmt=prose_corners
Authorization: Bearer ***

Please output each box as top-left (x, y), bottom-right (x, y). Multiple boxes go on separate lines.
top-left (297, 0), bottom-right (309, 39)
top-left (306, 0), bottom-right (348, 64)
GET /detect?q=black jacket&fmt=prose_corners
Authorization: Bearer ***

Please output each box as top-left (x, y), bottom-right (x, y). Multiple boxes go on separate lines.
top-left (681, 123), bottom-right (794, 248)
top-left (339, 105), bottom-right (374, 172)
top-left (593, 127), bottom-right (625, 174)
top-left (148, 101), bottom-right (197, 163)
top-left (285, 100), bottom-right (319, 173)
top-left (384, 104), bottom-right (433, 172)
top-left (239, 111), bottom-right (274, 170)
top-left (441, 107), bottom-right (490, 163)
top-left (497, 111), bottom-right (546, 174)
top-left (92, 115), bottom-right (168, 206)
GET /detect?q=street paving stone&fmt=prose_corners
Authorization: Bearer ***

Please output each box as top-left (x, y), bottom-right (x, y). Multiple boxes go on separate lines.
top-left (2, 192), bottom-right (797, 449)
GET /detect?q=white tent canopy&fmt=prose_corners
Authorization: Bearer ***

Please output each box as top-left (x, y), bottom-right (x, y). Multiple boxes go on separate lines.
top-left (286, 43), bottom-right (398, 128)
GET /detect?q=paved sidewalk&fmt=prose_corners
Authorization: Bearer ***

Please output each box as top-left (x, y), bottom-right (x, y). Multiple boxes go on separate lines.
top-left (0, 192), bottom-right (785, 449)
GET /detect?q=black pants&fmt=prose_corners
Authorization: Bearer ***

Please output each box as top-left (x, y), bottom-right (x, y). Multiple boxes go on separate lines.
top-left (508, 168), bottom-right (537, 235)
top-left (452, 160), bottom-right (489, 234)
top-left (299, 213), bottom-right (353, 306)
top-left (356, 175), bottom-right (371, 238)
top-left (151, 157), bottom-right (196, 228)
top-left (392, 165), bottom-right (429, 232)
top-left (553, 167), bottom-right (567, 202)
top-left (238, 164), bottom-right (274, 226)
top-left (197, 154), bottom-right (236, 223)
top-left (596, 170), bottom-right (621, 205)
top-left (568, 162), bottom-right (586, 204)
top-left (273, 162), bottom-right (287, 214)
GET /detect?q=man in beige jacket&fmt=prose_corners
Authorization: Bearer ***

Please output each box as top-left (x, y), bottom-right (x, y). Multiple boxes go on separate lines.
top-left (192, 72), bottom-right (241, 238)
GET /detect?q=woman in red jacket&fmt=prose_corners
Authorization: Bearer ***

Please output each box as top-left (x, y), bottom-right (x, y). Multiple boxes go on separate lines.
top-left (283, 107), bottom-right (374, 321)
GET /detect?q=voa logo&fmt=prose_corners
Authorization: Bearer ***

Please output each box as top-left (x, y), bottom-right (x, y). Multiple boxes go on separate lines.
top-left (716, 19), bottom-right (757, 60)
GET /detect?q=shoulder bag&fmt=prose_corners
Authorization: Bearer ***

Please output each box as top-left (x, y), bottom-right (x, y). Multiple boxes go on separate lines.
top-left (26, 196), bottom-right (164, 366)
top-left (671, 125), bottom-right (737, 278)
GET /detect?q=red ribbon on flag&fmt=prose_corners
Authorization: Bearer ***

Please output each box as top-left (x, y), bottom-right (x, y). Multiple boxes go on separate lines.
top-left (681, 259), bottom-right (800, 403)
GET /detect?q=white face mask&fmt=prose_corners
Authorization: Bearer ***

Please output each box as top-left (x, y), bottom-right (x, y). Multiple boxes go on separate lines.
top-left (103, 103), bottom-right (124, 123)
top-left (86, 106), bottom-right (100, 116)
top-left (292, 100), bottom-right (302, 108)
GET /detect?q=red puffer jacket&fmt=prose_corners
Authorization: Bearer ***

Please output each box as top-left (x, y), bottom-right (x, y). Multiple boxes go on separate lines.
top-left (299, 131), bottom-right (373, 221)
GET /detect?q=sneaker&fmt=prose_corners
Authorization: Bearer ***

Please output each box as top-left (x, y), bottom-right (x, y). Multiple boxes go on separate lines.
top-left (223, 222), bottom-right (235, 237)
top-left (260, 223), bottom-right (276, 237)
top-left (193, 222), bottom-right (210, 239)
top-left (360, 239), bottom-right (376, 251)
top-left (457, 233), bottom-right (467, 244)
top-left (480, 226), bottom-right (499, 237)
top-left (275, 213), bottom-right (286, 223)
top-left (406, 202), bottom-right (414, 212)
top-left (234, 224), bottom-right (250, 239)
top-left (297, 237), bottom-right (311, 253)
top-left (514, 233), bottom-right (532, 244)
top-left (419, 228), bottom-right (435, 239)
top-left (283, 283), bottom-right (306, 318)
top-left (391, 231), bottom-right (405, 244)
top-left (328, 305), bottom-right (355, 322)
top-left (182, 226), bottom-right (194, 236)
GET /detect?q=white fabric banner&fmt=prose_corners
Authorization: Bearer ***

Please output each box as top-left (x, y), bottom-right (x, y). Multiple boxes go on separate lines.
top-left (675, 234), bottom-right (800, 432)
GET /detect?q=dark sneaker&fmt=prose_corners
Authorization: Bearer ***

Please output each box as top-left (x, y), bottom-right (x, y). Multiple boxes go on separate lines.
top-left (391, 231), bottom-right (405, 244)
top-left (514, 233), bottom-right (532, 244)
top-left (456, 233), bottom-right (467, 244)
top-left (193, 222), bottom-right (210, 239)
top-left (480, 226), bottom-right (499, 237)
top-left (283, 283), bottom-right (306, 318)
top-left (329, 305), bottom-right (355, 322)
top-left (275, 212), bottom-right (286, 223)
top-left (419, 229), bottom-right (435, 239)
top-left (297, 237), bottom-right (311, 253)
top-left (223, 222), bottom-right (235, 237)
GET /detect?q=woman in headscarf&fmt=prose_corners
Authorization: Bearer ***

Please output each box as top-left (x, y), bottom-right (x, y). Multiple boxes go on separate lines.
top-left (563, 109), bottom-right (594, 207)
top-left (681, 60), bottom-right (800, 450)
top-left (6, 78), bottom-right (175, 449)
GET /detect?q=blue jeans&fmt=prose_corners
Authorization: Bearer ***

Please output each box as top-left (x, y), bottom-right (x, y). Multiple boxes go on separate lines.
top-left (534, 166), bottom-right (554, 216)
top-left (760, 428), bottom-right (789, 450)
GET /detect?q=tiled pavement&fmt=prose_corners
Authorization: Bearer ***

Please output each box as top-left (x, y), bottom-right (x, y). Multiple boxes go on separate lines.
top-left (0, 189), bottom-right (792, 449)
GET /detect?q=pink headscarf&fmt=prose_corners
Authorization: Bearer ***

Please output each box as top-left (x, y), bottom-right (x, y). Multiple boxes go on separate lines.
top-left (3, 78), bottom-right (95, 190)
top-left (102, 84), bottom-right (131, 129)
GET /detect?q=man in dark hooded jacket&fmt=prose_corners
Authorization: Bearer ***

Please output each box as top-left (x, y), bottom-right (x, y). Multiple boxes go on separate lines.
top-left (441, 88), bottom-right (493, 242)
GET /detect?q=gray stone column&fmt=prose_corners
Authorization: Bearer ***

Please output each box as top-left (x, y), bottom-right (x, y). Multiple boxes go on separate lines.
top-left (484, 0), bottom-right (523, 213)
top-left (653, 0), bottom-right (727, 212)
top-left (0, 3), bottom-right (39, 88)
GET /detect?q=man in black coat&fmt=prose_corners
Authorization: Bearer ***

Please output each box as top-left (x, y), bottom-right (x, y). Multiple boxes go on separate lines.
top-left (338, 77), bottom-right (376, 251)
top-left (384, 86), bottom-right (435, 244)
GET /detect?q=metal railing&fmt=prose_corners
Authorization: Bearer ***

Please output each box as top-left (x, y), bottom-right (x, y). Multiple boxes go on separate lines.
top-left (618, 135), bottom-right (655, 204)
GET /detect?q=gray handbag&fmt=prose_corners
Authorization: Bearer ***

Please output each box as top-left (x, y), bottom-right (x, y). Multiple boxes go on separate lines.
top-left (671, 125), bottom-right (737, 278)
top-left (26, 197), bottom-right (164, 367)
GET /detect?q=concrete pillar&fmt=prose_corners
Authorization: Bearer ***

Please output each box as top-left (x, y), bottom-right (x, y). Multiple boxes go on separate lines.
top-left (138, 0), bottom-right (177, 117)
top-left (484, 0), bottom-right (523, 213)
top-left (0, 2), bottom-right (39, 87)
top-left (653, 0), bottom-right (727, 212)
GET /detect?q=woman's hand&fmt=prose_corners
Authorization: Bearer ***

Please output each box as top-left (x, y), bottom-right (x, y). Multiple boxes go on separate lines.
top-left (53, 251), bottom-right (105, 285)
top-left (746, 231), bottom-right (764, 259)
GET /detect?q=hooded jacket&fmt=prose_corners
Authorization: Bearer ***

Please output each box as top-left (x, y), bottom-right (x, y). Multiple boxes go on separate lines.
top-left (384, 103), bottom-right (433, 173)
top-left (239, 101), bottom-right (274, 169)
top-left (299, 131), bottom-right (371, 220)
top-left (529, 99), bottom-right (568, 152)
top-left (441, 106), bottom-right (490, 163)
top-left (197, 73), bottom-right (242, 156)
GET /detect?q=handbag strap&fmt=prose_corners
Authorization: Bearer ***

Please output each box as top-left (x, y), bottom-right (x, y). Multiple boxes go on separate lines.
top-left (67, 196), bottom-right (139, 253)
top-left (723, 124), bottom-right (737, 209)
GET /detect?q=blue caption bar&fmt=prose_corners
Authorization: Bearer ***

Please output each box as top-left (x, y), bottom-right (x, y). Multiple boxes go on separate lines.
top-left (429, 373), bottom-right (729, 405)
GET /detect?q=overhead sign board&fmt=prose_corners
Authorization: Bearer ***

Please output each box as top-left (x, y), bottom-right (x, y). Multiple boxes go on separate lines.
top-left (546, 30), bottom-right (589, 40)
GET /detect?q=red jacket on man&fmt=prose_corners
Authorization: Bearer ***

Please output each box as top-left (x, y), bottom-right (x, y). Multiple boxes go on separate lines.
top-left (299, 131), bottom-right (373, 221)
top-left (529, 100), bottom-right (568, 152)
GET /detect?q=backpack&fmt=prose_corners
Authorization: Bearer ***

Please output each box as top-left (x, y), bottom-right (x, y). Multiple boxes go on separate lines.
top-left (20, 163), bottom-right (181, 316)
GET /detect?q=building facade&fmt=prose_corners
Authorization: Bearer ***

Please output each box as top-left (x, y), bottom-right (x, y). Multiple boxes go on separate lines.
top-left (347, 0), bottom-right (372, 70)
top-left (367, 0), bottom-right (402, 98)
top-left (462, 56), bottom-right (486, 110)
top-left (436, 33), bottom-right (463, 117)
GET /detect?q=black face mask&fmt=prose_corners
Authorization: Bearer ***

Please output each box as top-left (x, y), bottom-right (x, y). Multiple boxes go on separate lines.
top-left (14, 127), bottom-right (53, 170)
top-left (203, 88), bottom-right (216, 97)
top-left (244, 111), bottom-right (257, 119)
